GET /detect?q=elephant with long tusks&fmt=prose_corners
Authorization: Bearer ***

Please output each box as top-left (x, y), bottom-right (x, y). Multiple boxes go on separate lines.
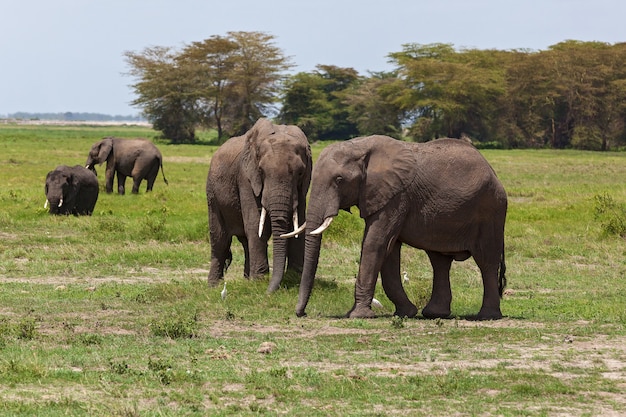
top-left (206, 118), bottom-right (312, 292)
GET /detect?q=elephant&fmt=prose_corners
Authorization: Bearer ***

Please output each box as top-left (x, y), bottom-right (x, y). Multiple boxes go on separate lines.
top-left (44, 165), bottom-right (99, 215)
top-left (85, 137), bottom-right (168, 194)
top-left (282, 135), bottom-right (507, 320)
top-left (206, 118), bottom-right (312, 292)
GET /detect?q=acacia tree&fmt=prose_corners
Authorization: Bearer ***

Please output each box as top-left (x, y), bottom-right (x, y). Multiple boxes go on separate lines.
top-left (124, 46), bottom-right (199, 143)
top-left (548, 41), bottom-right (626, 150)
top-left (279, 65), bottom-right (360, 140)
top-left (125, 31), bottom-right (292, 143)
top-left (178, 36), bottom-right (239, 141)
top-left (224, 31), bottom-right (293, 137)
top-left (342, 71), bottom-right (406, 138)
top-left (389, 43), bottom-right (507, 142)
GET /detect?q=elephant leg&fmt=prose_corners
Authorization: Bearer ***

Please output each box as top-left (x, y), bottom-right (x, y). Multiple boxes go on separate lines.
top-left (130, 176), bottom-right (142, 194)
top-left (473, 253), bottom-right (503, 320)
top-left (236, 234), bottom-right (268, 279)
top-left (347, 218), bottom-right (400, 318)
top-left (117, 173), bottom-right (127, 195)
top-left (236, 236), bottom-right (251, 278)
top-left (208, 211), bottom-right (232, 286)
top-left (246, 235), bottom-right (269, 279)
top-left (422, 251), bottom-right (453, 319)
top-left (381, 240), bottom-right (418, 318)
top-left (105, 169), bottom-right (115, 194)
top-left (144, 162), bottom-right (159, 192)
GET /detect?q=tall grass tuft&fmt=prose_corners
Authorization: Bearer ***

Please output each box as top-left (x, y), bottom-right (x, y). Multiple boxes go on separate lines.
top-left (593, 193), bottom-right (626, 237)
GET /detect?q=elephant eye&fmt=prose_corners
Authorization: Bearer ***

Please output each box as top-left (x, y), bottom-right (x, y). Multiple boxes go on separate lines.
top-left (335, 175), bottom-right (343, 185)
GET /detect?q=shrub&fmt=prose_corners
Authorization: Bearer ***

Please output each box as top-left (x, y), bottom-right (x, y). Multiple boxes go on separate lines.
top-left (593, 193), bottom-right (626, 237)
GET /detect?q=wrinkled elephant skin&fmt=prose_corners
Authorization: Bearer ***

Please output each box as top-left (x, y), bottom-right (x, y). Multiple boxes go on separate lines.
top-left (206, 118), bottom-right (312, 292)
top-left (295, 136), bottom-right (507, 320)
top-left (45, 165), bottom-right (99, 216)
top-left (85, 137), bottom-right (168, 194)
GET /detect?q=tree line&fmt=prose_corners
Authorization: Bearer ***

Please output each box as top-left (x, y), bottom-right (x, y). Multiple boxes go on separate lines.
top-left (5, 112), bottom-right (145, 122)
top-left (125, 32), bottom-right (626, 150)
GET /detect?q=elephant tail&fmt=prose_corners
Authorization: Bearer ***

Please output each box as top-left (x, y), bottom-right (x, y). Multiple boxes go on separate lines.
top-left (160, 159), bottom-right (169, 185)
top-left (498, 244), bottom-right (507, 297)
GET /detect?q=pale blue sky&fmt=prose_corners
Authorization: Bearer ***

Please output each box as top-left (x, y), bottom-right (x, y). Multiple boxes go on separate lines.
top-left (1, 0), bottom-right (624, 116)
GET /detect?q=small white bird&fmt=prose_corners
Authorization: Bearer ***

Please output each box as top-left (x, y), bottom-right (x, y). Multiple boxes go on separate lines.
top-left (221, 282), bottom-right (227, 301)
top-left (402, 271), bottom-right (409, 284)
top-left (371, 298), bottom-right (383, 309)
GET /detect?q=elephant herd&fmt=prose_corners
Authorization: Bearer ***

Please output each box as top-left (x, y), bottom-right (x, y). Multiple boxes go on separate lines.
top-left (44, 137), bottom-right (168, 215)
top-left (45, 118), bottom-right (509, 320)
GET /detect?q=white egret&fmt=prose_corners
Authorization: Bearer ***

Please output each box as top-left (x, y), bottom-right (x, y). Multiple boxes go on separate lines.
top-left (371, 298), bottom-right (383, 309)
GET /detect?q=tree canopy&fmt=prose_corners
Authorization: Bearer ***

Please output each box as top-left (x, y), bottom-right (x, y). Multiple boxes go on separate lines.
top-left (126, 33), bottom-right (626, 149)
top-left (125, 31), bottom-right (292, 143)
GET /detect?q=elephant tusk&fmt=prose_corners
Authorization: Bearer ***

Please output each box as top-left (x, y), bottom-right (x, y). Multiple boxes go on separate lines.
top-left (293, 212), bottom-right (299, 238)
top-left (280, 222), bottom-right (306, 238)
top-left (258, 207), bottom-right (267, 238)
top-left (58, 198), bottom-right (63, 208)
top-left (310, 217), bottom-right (334, 235)
top-left (44, 200), bottom-right (49, 209)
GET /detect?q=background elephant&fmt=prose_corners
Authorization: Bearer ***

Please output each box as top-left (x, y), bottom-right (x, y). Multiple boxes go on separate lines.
top-left (85, 137), bottom-right (168, 194)
top-left (287, 135), bottom-right (507, 320)
top-left (44, 165), bottom-right (99, 215)
top-left (206, 118), bottom-right (312, 292)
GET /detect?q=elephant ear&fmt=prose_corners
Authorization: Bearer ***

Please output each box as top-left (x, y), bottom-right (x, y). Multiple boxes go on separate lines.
top-left (242, 119), bottom-right (274, 197)
top-left (97, 138), bottom-right (114, 163)
top-left (359, 137), bottom-right (417, 218)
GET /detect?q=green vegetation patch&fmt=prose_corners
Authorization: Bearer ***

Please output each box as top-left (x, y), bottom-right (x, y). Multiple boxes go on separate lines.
top-left (0, 125), bottom-right (625, 415)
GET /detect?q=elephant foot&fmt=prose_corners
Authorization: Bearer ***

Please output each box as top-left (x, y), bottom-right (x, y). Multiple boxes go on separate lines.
top-left (207, 277), bottom-right (221, 287)
top-left (421, 304), bottom-right (451, 319)
top-left (347, 305), bottom-right (376, 318)
top-left (393, 304), bottom-right (419, 318)
top-left (246, 273), bottom-right (268, 281)
top-left (475, 307), bottom-right (503, 321)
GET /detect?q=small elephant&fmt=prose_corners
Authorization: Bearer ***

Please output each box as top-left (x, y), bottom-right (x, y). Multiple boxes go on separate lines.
top-left (85, 137), bottom-right (168, 194)
top-left (206, 118), bottom-right (312, 292)
top-left (44, 165), bottom-right (99, 215)
top-left (285, 135), bottom-right (507, 320)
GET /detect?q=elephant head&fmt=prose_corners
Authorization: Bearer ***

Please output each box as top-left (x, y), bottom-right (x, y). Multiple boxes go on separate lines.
top-left (45, 166), bottom-right (78, 215)
top-left (85, 137), bottom-right (114, 175)
top-left (286, 136), bottom-right (416, 316)
top-left (243, 118), bottom-right (312, 291)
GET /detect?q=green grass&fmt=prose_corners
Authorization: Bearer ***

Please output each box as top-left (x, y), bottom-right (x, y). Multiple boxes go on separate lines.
top-left (1, 123), bottom-right (626, 415)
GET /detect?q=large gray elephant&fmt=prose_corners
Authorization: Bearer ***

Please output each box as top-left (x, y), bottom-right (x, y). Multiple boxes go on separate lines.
top-left (85, 137), bottom-right (168, 194)
top-left (206, 118), bottom-right (312, 292)
top-left (283, 135), bottom-right (507, 320)
top-left (45, 165), bottom-right (99, 215)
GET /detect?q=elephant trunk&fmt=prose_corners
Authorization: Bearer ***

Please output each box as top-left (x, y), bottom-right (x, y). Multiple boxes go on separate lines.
top-left (266, 198), bottom-right (292, 293)
top-left (295, 231), bottom-right (323, 316)
top-left (46, 197), bottom-right (63, 214)
top-left (294, 198), bottom-right (329, 316)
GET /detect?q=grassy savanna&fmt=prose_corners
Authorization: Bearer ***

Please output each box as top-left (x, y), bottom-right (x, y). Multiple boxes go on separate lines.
top-left (1, 123), bottom-right (626, 416)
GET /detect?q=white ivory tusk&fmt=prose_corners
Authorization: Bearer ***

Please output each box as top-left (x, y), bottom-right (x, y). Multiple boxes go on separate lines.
top-left (310, 217), bottom-right (334, 235)
top-left (44, 200), bottom-right (49, 209)
top-left (293, 212), bottom-right (299, 238)
top-left (258, 207), bottom-right (267, 238)
top-left (280, 222), bottom-right (307, 238)
top-left (58, 198), bottom-right (63, 208)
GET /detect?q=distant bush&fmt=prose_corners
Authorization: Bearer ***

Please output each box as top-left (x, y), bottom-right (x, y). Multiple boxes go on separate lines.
top-left (594, 193), bottom-right (626, 237)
